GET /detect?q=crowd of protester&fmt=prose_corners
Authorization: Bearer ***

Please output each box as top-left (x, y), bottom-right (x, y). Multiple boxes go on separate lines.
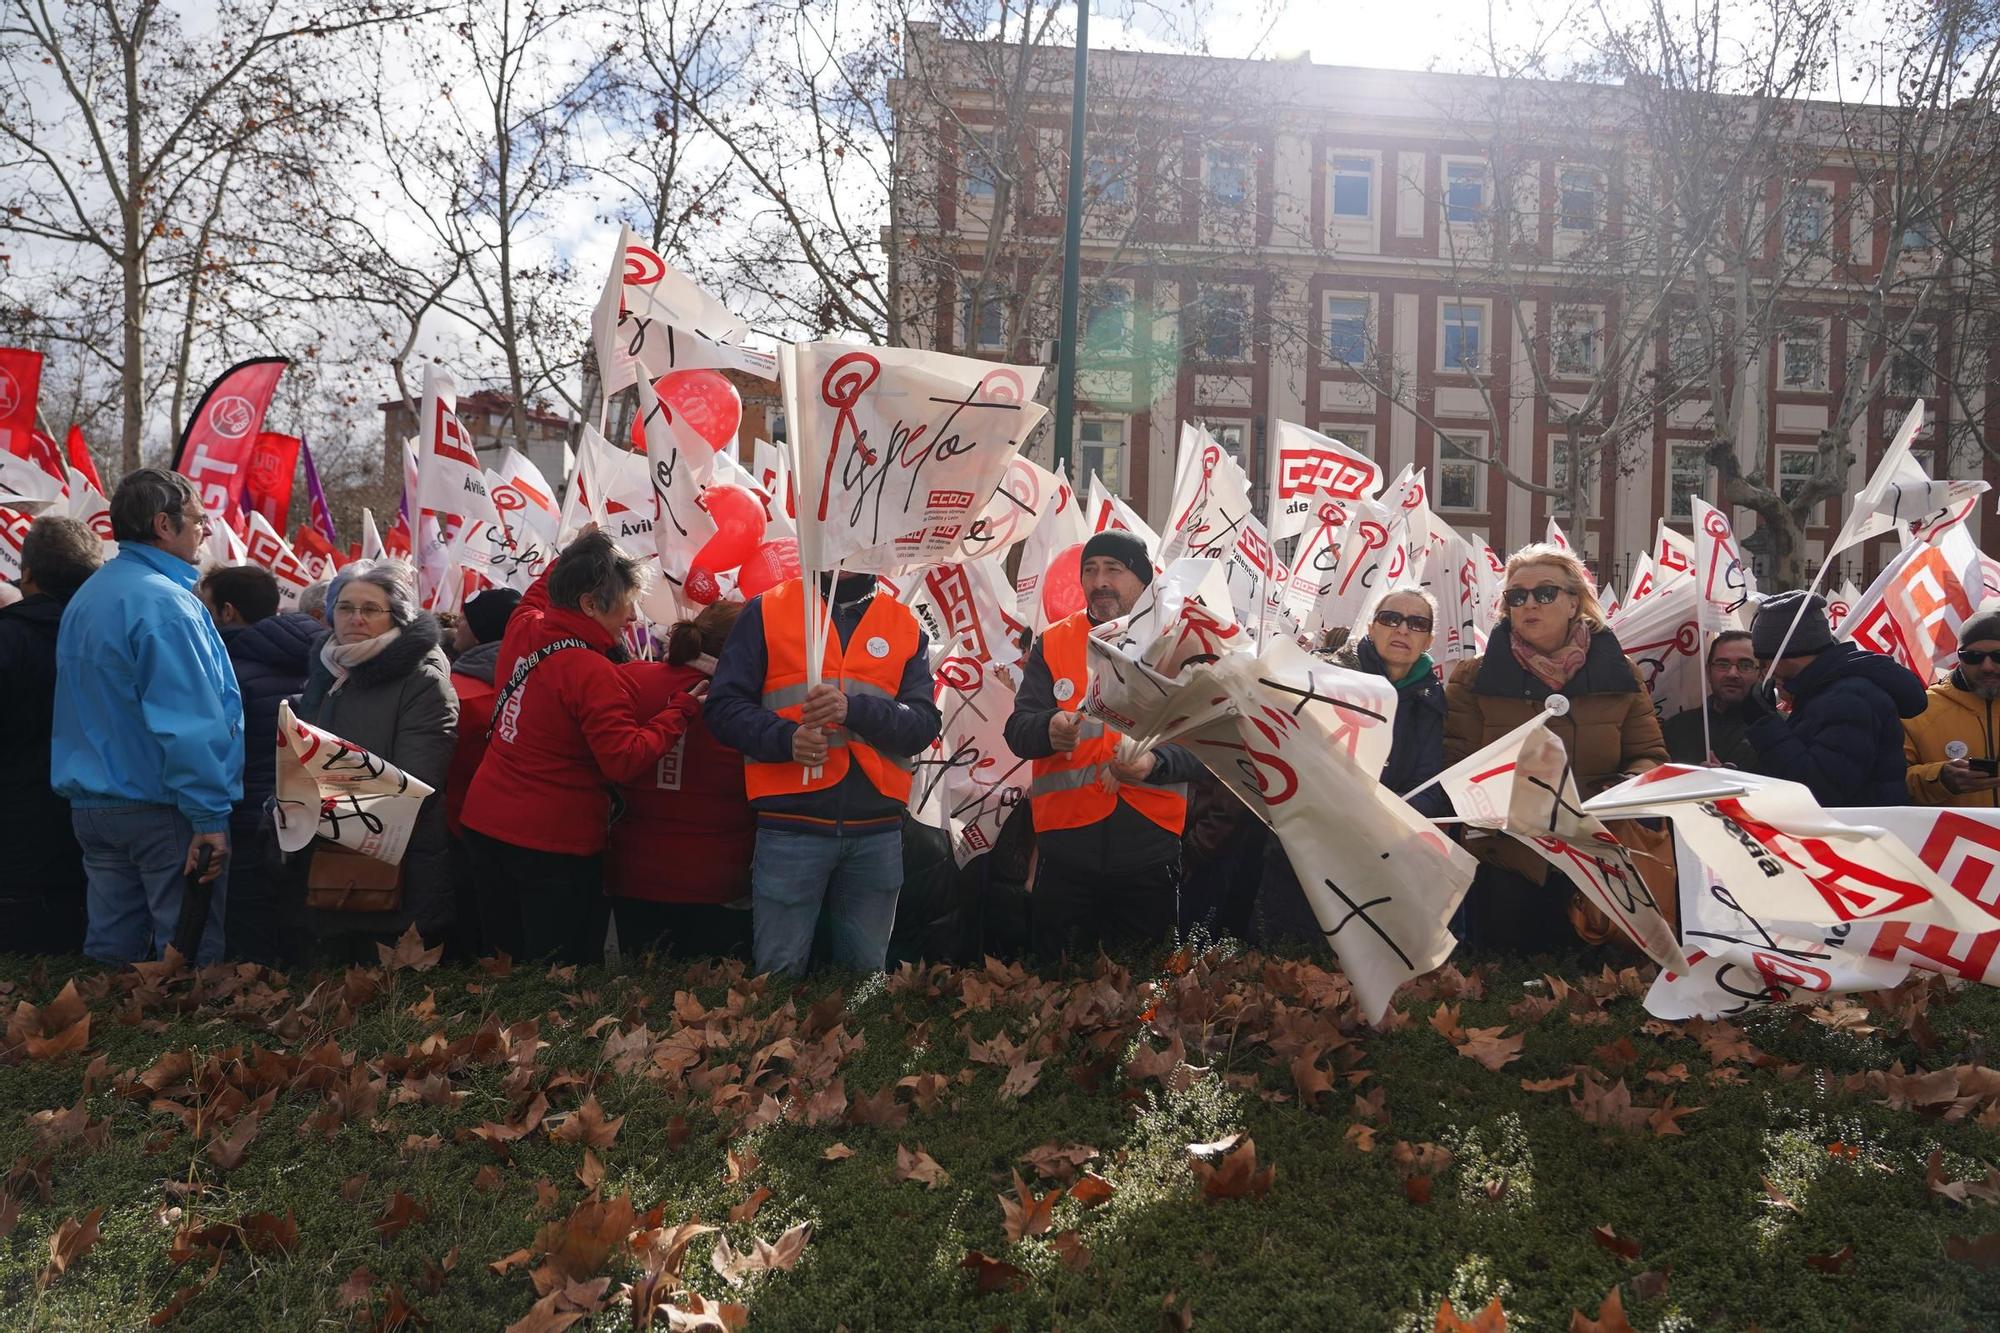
top-left (5, 464), bottom-right (1980, 975)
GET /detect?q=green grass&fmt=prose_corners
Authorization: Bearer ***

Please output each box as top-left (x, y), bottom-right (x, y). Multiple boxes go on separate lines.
top-left (2, 944), bottom-right (1998, 1331)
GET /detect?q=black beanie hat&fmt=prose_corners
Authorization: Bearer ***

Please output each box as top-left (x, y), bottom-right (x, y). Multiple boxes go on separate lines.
top-left (1081, 530), bottom-right (1153, 585)
top-left (463, 587), bottom-right (523, 645)
top-left (1960, 608), bottom-right (2000, 647)
top-left (1751, 589), bottom-right (1834, 659)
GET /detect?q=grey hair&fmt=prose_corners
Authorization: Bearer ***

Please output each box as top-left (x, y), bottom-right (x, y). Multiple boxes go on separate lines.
top-left (549, 529), bottom-right (648, 612)
top-left (332, 559), bottom-right (418, 627)
top-left (298, 578), bottom-right (331, 618)
top-left (109, 466), bottom-right (201, 545)
top-left (1352, 584), bottom-right (1439, 640)
top-left (21, 515), bottom-right (104, 595)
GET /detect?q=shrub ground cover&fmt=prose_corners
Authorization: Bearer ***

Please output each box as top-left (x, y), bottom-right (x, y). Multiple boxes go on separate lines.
top-left (2, 935), bottom-right (1998, 1331)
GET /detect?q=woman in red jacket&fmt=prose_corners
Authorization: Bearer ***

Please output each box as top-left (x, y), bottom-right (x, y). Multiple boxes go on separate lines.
top-left (461, 530), bottom-right (701, 964)
top-left (608, 601), bottom-right (755, 961)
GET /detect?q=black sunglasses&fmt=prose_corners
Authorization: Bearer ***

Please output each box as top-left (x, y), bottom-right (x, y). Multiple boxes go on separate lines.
top-left (1503, 583), bottom-right (1567, 608)
top-left (1961, 649), bottom-right (2000, 666)
top-left (1374, 609), bottom-right (1434, 634)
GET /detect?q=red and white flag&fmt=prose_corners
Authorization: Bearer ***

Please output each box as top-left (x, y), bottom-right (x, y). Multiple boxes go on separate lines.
top-left (912, 650), bottom-right (1029, 865)
top-left (1606, 573), bottom-right (1702, 718)
top-left (1842, 806), bottom-right (2000, 988)
top-left (245, 511), bottom-right (315, 608)
top-left (489, 447), bottom-right (561, 553)
top-left (1013, 459), bottom-right (1087, 634)
top-left (591, 225), bottom-right (774, 398)
top-left (414, 367), bottom-right (506, 605)
top-left (1690, 497), bottom-right (1757, 633)
top-left (175, 358), bottom-right (287, 518)
top-left (244, 431), bottom-right (300, 531)
top-left (1544, 516), bottom-right (1571, 552)
top-left (1084, 472), bottom-right (1160, 554)
top-left (0, 348), bottom-right (44, 462)
top-left (1307, 499), bottom-right (1410, 640)
top-left (1653, 520), bottom-right (1694, 580)
top-left (1159, 424), bottom-right (1276, 632)
top-left (1277, 496), bottom-right (1349, 632)
top-left (1839, 538), bottom-right (1974, 680)
top-left (1826, 578), bottom-right (1861, 635)
top-left (1625, 552), bottom-right (1658, 607)
top-left (1267, 421), bottom-right (1381, 543)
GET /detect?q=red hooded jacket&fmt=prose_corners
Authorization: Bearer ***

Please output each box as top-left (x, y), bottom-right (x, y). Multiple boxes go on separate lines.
top-left (460, 570), bottom-right (699, 856)
top-left (604, 660), bottom-right (755, 903)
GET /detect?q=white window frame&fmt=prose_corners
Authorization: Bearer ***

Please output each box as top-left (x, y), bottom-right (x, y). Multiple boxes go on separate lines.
top-left (1776, 446), bottom-right (1818, 505)
top-left (959, 277), bottom-right (1008, 353)
top-left (1889, 325), bottom-right (1934, 398)
top-left (1077, 415), bottom-right (1129, 496)
top-left (1317, 423), bottom-right (1374, 456)
top-left (1322, 291), bottom-right (1374, 367)
top-left (1550, 305), bottom-right (1604, 378)
top-left (1206, 420), bottom-right (1249, 467)
top-left (1204, 143), bottom-right (1253, 210)
top-left (1437, 433), bottom-right (1488, 512)
top-left (1783, 181), bottom-right (1833, 251)
top-left (1328, 151), bottom-right (1376, 221)
top-left (961, 127), bottom-right (1000, 201)
top-left (1780, 319), bottom-right (1830, 391)
top-left (1196, 284), bottom-right (1254, 362)
top-left (1668, 443), bottom-right (1708, 519)
top-left (1437, 297), bottom-right (1490, 374)
top-left (1557, 167), bottom-right (1603, 233)
top-left (1086, 139), bottom-right (1134, 208)
top-left (1442, 157), bottom-right (1488, 226)
top-left (1898, 188), bottom-right (1940, 252)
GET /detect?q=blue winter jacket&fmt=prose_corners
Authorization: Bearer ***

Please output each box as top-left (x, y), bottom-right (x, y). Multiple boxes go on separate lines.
top-left (1748, 640), bottom-right (1928, 808)
top-left (52, 542), bottom-right (244, 832)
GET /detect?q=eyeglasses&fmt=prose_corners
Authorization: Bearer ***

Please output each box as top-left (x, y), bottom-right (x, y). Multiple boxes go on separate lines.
top-left (1960, 649), bottom-right (2000, 666)
top-left (1374, 609), bottom-right (1434, 634)
top-left (334, 603), bottom-right (391, 620)
top-left (1503, 583), bottom-right (1567, 608)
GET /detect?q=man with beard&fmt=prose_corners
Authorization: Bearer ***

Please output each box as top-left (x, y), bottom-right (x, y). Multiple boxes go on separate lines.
top-left (1004, 532), bottom-right (1201, 961)
top-left (1661, 630), bottom-right (1764, 768)
top-left (1903, 610), bottom-right (2000, 807)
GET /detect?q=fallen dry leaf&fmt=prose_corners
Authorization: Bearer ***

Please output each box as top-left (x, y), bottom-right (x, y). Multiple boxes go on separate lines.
top-left (1568, 1285), bottom-right (1634, 1333)
top-left (1433, 1294), bottom-right (1507, 1332)
top-left (959, 1249), bottom-right (1027, 1293)
top-left (1805, 1242), bottom-right (1855, 1273)
top-left (1069, 1172), bottom-right (1115, 1208)
top-left (1761, 1177), bottom-right (1802, 1214)
top-left (1945, 1232), bottom-right (2000, 1268)
top-left (709, 1220), bottom-right (812, 1286)
top-left (727, 1188), bottom-right (772, 1223)
top-left (998, 1169), bottom-right (1059, 1242)
top-left (820, 1143), bottom-right (855, 1161)
top-left (1456, 1027), bottom-right (1525, 1072)
top-left (549, 1094), bottom-right (624, 1150)
top-left (377, 923), bottom-right (443, 974)
top-left (1051, 1229), bottom-right (1092, 1272)
top-left (1630, 1267), bottom-right (1671, 1301)
top-left (724, 1147), bottom-right (760, 1184)
top-left (894, 1144), bottom-right (949, 1189)
top-left (575, 1150), bottom-right (605, 1193)
top-left (1592, 1224), bottom-right (1641, 1261)
top-left (38, 1206), bottom-right (104, 1289)
top-left (1188, 1133), bottom-right (1273, 1202)
top-left (376, 1190), bottom-right (430, 1241)
top-left (148, 1282), bottom-right (204, 1326)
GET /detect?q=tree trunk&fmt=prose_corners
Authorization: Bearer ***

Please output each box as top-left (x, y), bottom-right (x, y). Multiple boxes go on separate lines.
top-left (120, 29), bottom-right (145, 474)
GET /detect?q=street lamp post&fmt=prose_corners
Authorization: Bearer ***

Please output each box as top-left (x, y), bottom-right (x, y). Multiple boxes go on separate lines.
top-left (1049, 0), bottom-right (1090, 474)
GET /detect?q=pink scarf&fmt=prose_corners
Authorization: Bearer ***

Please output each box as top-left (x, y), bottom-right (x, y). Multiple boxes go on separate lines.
top-left (1511, 619), bottom-right (1590, 693)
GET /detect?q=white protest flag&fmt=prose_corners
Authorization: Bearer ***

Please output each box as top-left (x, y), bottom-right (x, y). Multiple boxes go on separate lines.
top-left (1383, 465), bottom-right (1435, 558)
top-left (1908, 477), bottom-right (1991, 546)
top-left (913, 649), bottom-right (1030, 866)
top-left (273, 700), bottom-right (436, 863)
top-left (567, 423), bottom-right (658, 550)
top-left (59, 468), bottom-right (114, 556)
top-left (750, 439), bottom-right (797, 520)
top-left (360, 508), bottom-right (385, 563)
top-left (932, 453), bottom-right (1065, 566)
top-left (0, 507), bottom-right (32, 580)
top-left (414, 367), bottom-right (507, 606)
top-left (1157, 424), bottom-right (1275, 631)
top-left (1278, 496), bottom-right (1348, 632)
top-left (894, 558), bottom-right (1026, 673)
top-left (1690, 496), bottom-right (1758, 633)
top-left (638, 381), bottom-right (723, 615)
top-left (492, 448), bottom-right (561, 552)
top-left (1497, 727), bottom-right (1688, 971)
top-left (1625, 552), bottom-right (1658, 607)
top-left (0, 451), bottom-right (64, 511)
top-left (1646, 838), bottom-right (1909, 1020)
top-left (1084, 472), bottom-right (1162, 554)
top-left (1081, 560), bottom-right (1256, 743)
top-left (1838, 537), bottom-right (1974, 681)
top-left (1268, 420), bottom-right (1382, 543)
top-left (1826, 578), bottom-right (1861, 635)
top-left (1653, 520), bottom-right (1694, 581)
top-left (244, 511), bottom-right (314, 608)
top-left (1474, 542), bottom-right (1505, 629)
top-left (1425, 703), bottom-right (1561, 826)
top-left (1544, 517), bottom-right (1571, 552)
top-left (1836, 805), bottom-right (2000, 988)
top-left (591, 225), bottom-right (775, 400)
top-left (1436, 531), bottom-right (1485, 663)
top-left (200, 498), bottom-right (247, 569)
top-left (1307, 499), bottom-right (1408, 640)
top-left (1015, 458), bottom-right (1087, 633)
top-left (785, 343), bottom-right (1047, 573)
top-left (1586, 765), bottom-right (1997, 935)
top-left (1602, 589), bottom-right (1621, 622)
top-left (1606, 572), bottom-right (1702, 718)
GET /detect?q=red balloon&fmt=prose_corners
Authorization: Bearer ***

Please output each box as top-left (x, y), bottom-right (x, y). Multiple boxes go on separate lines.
top-left (682, 483), bottom-right (768, 604)
top-left (658, 369), bottom-right (741, 452)
top-left (1039, 542), bottom-right (1086, 622)
top-left (737, 537), bottom-right (802, 598)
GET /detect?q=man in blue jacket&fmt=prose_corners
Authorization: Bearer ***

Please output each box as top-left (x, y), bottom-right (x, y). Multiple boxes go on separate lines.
top-left (1747, 589), bottom-right (1928, 807)
top-left (54, 467), bottom-right (243, 965)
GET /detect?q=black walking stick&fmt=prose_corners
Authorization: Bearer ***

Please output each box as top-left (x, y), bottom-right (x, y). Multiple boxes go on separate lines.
top-left (170, 844), bottom-right (217, 962)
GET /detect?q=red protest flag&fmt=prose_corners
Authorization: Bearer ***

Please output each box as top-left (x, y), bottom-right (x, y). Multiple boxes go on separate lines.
top-left (26, 430), bottom-right (66, 483)
top-left (63, 426), bottom-right (102, 492)
top-left (0, 348), bottom-right (44, 461)
top-left (175, 358), bottom-right (288, 516)
top-left (245, 431), bottom-right (300, 530)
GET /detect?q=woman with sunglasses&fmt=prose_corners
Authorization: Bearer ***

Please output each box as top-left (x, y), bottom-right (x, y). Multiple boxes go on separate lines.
top-left (1255, 588), bottom-right (1450, 948)
top-left (1442, 543), bottom-right (1666, 953)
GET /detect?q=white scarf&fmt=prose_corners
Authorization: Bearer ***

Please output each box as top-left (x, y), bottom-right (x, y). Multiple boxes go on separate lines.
top-left (321, 625), bottom-right (402, 693)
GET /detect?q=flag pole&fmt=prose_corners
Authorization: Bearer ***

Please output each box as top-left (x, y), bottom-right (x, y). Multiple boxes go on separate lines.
top-left (1048, 0), bottom-right (1090, 478)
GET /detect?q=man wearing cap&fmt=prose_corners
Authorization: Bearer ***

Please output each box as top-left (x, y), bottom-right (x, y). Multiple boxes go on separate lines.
top-left (1004, 532), bottom-right (1202, 960)
top-left (1745, 589), bottom-right (1927, 807)
top-left (1901, 610), bottom-right (2000, 807)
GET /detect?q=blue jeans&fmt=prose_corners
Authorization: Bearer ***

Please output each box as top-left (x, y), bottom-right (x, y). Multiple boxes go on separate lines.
top-left (74, 805), bottom-right (227, 966)
top-left (751, 827), bottom-right (901, 976)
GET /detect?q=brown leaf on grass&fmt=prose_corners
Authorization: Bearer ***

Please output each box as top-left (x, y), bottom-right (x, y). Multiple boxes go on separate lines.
top-left (844, 1085), bottom-right (908, 1130)
top-left (575, 1150), bottom-right (605, 1193)
top-left (799, 1079), bottom-right (848, 1126)
top-left (1428, 1003), bottom-right (1464, 1043)
top-left (1591, 1224), bottom-right (1641, 1260)
top-left (1923, 1150), bottom-right (1997, 1206)
top-left (38, 1206), bottom-right (103, 1289)
top-left (0, 1194), bottom-right (20, 1238)
top-left (469, 1092), bottom-right (550, 1151)
top-left (490, 1248), bottom-right (534, 1276)
top-left (1433, 1295), bottom-right (1508, 1331)
top-left (1761, 1177), bottom-right (1802, 1213)
top-left (377, 924), bottom-right (443, 974)
top-left (1019, 1142), bottom-right (1098, 1183)
top-left (1643, 1063), bottom-right (1691, 1086)
top-left (666, 1115), bottom-right (690, 1149)
top-left (1456, 1027), bottom-right (1525, 1072)
top-left (24, 1011), bottom-right (90, 1061)
top-left (820, 1142), bottom-right (855, 1161)
top-left (728, 1188), bottom-right (772, 1223)
top-left (1805, 1242), bottom-right (1855, 1273)
top-left (1069, 1172), bottom-right (1115, 1208)
top-left (1630, 1267), bottom-right (1671, 1300)
top-left (1521, 1073), bottom-right (1576, 1093)
top-left (998, 1170), bottom-right (1059, 1242)
top-left (1291, 1049), bottom-right (1335, 1105)
top-left (1051, 1229), bottom-right (1093, 1272)
top-left (549, 1095), bottom-right (623, 1150)
top-left (148, 1282), bottom-right (204, 1326)
top-left (376, 1190), bottom-right (430, 1241)
top-left (474, 1165), bottom-right (505, 1194)
top-left (997, 1056), bottom-right (1046, 1102)
top-left (1188, 1133), bottom-right (1273, 1202)
top-left (376, 1283), bottom-right (426, 1330)
top-left (1404, 1175), bottom-right (1434, 1204)
top-left (708, 1220), bottom-right (812, 1286)
top-left (1390, 1141), bottom-right (1455, 1180)
top-left (533, 1178), bottom-right (561, 1214)
top-left (895, 1072), bottom-right (950, 1112)
top-left (1568, 1286), bottom-right (1634, 1333)
top-left (340, 1173), bottom-right (370, 1204)
top-left (724, 1147), bottom-right (760, 1184)
top-left (1645, 1095), bottom-right (1702, 1137)
top-left (959, 1249), bottom-right (1027, 1293)
top-left (1344, 1124), bottom-right (1378, 1153)
top-left (894, 1144), bottom-right (949, 1189)
top-left (337, 1267), bottom-right (377, 1309)
top-left (1945, 1232), bottom-right (2000, 1268)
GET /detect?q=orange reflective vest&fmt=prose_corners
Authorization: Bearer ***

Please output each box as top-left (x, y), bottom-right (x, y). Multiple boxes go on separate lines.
top-left (743, 578), bottom-right (921, 804)
top-left (1027, 611), bottom-right (1188, 835)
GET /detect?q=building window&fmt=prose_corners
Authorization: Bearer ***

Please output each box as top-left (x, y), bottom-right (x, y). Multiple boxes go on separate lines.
top-left (1078, 416), bottom-right (1127, 494)
top-left (1777, 447), bottom-right (1817, 504)
top-left (960, 278), bottom-right (1007, 352)
top-left (1208, 422), bottom-right (1248, 466)
top-left (1441, 301), bottom-right (1484, 372)
top-left (1324, 295), bottom-right (1371, 366)
top-left (1558, 168), bottom-right (1600, 232)
top-left (1438, 436), bottom-right (1485, 511)
top-left (1780, 321), bottom-right (1827, 390)
top-left (1889, 328), bottom-right (1933, 397)
top-left (1444, 160), bottom-right (1486, 224)
top-left (1666, 319), bottom-right (1707, 380)
top-left (1084, 283), bottom-right (1133, 356)
top-left (1195, 286), bottom-right (1251, 362)
top-left (1900, 190), bottom-right (1940, 251)
top-left (962, 129), bottom-right (1000, 200)
top-left (767, 409), bottom-right (787, 445)
top-left (1669, 444), bottom-right (1707, 518)
top-left (1087, 144), bottom-right (1131, 206)
top-left (1206, 145), bottom-right (1252, 209)
top-left (1330, 155), bottom-right (1373, 218)
top-left (1784, 183), bottom-right (1831, 250)
top-left (1551, 309), bottom-right (1601, 377)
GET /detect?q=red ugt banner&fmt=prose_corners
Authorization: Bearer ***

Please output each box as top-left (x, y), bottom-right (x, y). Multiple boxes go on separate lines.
top-left (245, 432), bottom-right (300, 530)
top-left (0, 348), bottom-right (45, 461)
top-left (175, 358), bottom-right (288, 516)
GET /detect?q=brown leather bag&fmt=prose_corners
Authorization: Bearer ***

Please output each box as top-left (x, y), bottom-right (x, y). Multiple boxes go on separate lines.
top-left (305, 845), bottom-right (403, 914)
top-left (1567, 817), bottom-right (1679, 948)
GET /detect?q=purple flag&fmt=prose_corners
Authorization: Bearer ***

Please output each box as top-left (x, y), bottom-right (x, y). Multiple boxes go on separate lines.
top-left (301, 434), bottom-right (339, 545)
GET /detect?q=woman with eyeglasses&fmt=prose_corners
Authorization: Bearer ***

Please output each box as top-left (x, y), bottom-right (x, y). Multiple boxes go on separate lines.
top-left (1442, 543), bottom-right (1666, 953)
top-left (292, 559), bottom-right (459, 959)
top-left (1254, 588), bottom-right (1450, 949)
